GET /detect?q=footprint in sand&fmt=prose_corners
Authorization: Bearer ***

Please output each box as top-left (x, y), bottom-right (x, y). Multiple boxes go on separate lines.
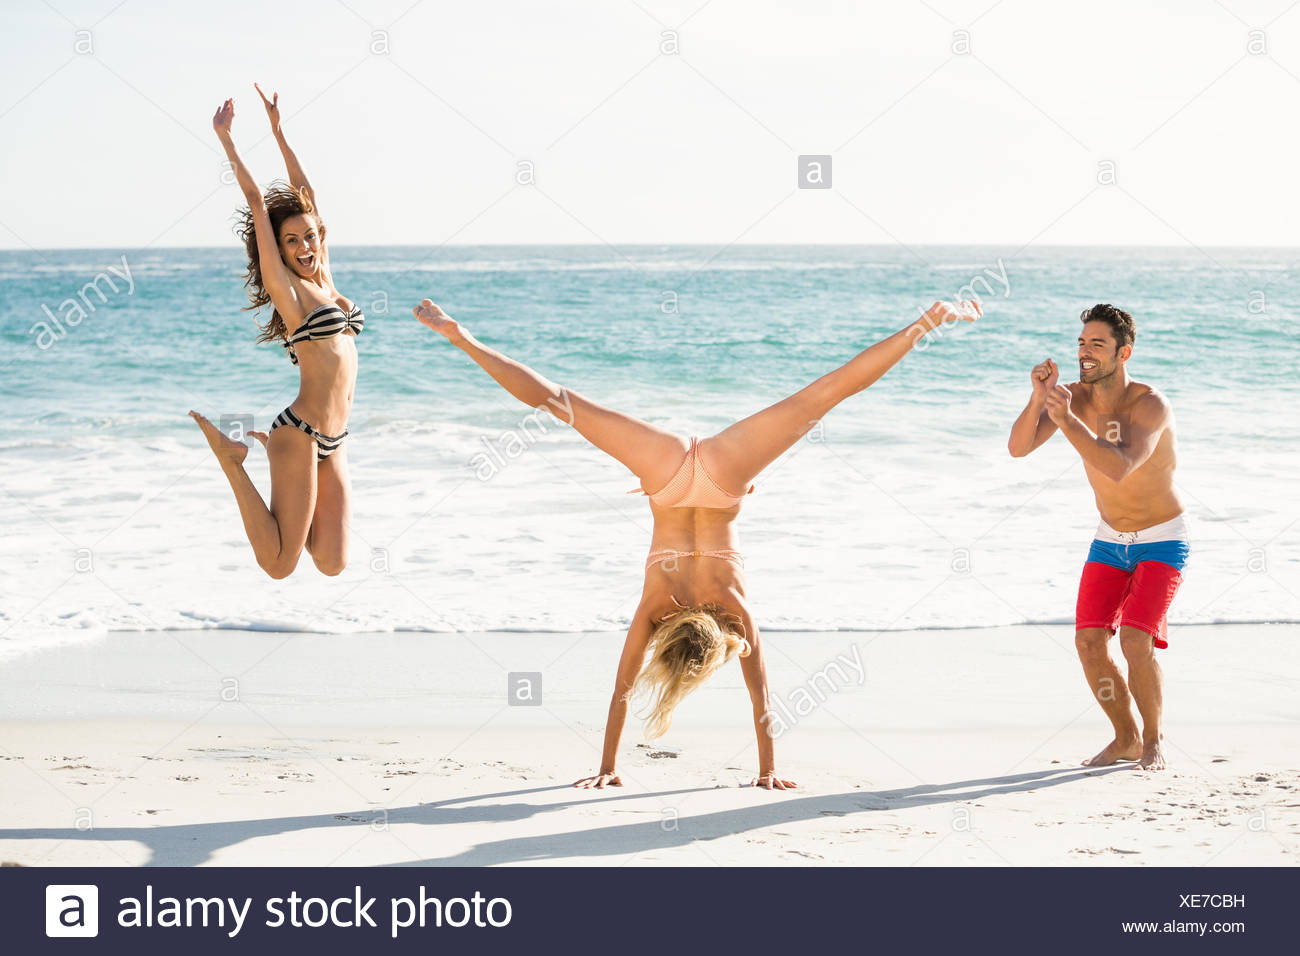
top-left (785, 850), bottom-right (824, 860)
top-left (1073, 847), bottom-right (1141, 856)
top-left (275, 771), bottom-right (315, 782)
top-left (636, 744), bottom-right (680, 759)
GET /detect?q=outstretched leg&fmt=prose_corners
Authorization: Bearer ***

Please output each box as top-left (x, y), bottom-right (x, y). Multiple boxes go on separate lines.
top-left (190, 411), bottom-right (318, 579)
top-left (416, 300), bottom-right (686, 492)
top-left (702, 300), bottom-right (980, 493)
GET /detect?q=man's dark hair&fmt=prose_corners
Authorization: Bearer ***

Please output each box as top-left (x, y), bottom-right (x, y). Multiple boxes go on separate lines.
top-left (1080, 303), bottom-right (1135, 349)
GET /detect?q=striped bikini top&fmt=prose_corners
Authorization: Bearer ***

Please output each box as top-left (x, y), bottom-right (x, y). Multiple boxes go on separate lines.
top-left (284, 302), bottom-right (364, 365)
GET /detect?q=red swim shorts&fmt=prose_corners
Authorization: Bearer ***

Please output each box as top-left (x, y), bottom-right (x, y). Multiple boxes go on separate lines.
top-left (1075, 560), bottom-right (1184, 649)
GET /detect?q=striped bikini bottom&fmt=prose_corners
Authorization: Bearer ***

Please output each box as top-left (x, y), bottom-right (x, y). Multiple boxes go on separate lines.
top-left (270, 406), bottom-right (348, 461)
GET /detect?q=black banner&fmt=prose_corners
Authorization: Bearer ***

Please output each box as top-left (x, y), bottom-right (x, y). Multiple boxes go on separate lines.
top-left (3, 866), bottom-right (1292, 953)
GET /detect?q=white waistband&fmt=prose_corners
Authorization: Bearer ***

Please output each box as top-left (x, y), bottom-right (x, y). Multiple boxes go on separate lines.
top-left (1095, 514), bottom-right (1188, 545)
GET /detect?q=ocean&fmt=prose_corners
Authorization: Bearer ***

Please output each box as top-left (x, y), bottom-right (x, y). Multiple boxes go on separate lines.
top-left (1, 244), bottom-right (1296, 659)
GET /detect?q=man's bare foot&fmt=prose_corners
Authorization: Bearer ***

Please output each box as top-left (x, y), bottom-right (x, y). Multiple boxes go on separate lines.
top-left (413, 299), bottom-right (465, 344)
top-left (1082, 735), bottom-right (1142, 767)
top-left (189, 411), bottom-right (249, 465)
top-left (1138, 738), bottom-right (1168, 771)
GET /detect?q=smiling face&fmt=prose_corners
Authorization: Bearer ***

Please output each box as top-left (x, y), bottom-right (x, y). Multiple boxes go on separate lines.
top-left (1078, 320), bottom-right (1130, 384)
top-left (277, 213), bottom-right (323, 278)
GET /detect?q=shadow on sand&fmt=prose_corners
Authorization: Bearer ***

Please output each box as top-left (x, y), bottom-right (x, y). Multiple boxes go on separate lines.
top-left (1, 765), bottom-right (1124, 866)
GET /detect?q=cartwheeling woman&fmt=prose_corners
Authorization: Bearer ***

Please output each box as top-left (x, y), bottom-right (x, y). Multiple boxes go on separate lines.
top-left (414, 297), bottom-right (980, 789)
top-left (191, 85), bottom-right (363, 579)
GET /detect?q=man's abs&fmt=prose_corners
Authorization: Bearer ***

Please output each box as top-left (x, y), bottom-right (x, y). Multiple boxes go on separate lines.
top-left (1084, 430), bottom-right (1181, 532)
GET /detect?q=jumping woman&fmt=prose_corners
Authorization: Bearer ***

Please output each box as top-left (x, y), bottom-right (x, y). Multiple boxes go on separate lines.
top-left (190, 85), bottom-right (361, 579)
top-left (414, 297), bottom-right (981, 790)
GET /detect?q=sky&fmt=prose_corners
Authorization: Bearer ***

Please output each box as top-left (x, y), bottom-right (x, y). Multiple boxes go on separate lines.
top-left (1, 0), bottom-right (1298, 249)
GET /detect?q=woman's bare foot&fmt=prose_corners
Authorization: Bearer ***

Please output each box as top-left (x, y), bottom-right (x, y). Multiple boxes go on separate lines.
top-left (1082, 735), bottom-right (1142, 767)
top-left (248, 430), bottom-right (270, 449)
top-left (189, 411), bottom-right (249, 466)
top-left (921, 298), bottom-right (983, 330)
top-left (413, 299), bottom-right (465, 344)
top-left (1138, 738), bottom-right (1168, 771)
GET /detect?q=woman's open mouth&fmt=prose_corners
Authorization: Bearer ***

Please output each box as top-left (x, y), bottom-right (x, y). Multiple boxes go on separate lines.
top-left (296, 253), bottom-right (315, 270)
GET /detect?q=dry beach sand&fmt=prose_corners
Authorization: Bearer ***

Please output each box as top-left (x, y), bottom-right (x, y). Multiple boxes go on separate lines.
top-left (1, 625), bottom-right (1296, 866)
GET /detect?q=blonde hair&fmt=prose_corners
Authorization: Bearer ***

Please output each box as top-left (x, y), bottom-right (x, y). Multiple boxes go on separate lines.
top-left (635, 603), bottom-right (750, 739)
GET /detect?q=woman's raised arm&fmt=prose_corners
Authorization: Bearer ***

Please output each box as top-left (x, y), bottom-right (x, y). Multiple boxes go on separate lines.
top-left (256, 83), bottom-right (317, 209)
top-left (213, 98), bottom-right (291, 299)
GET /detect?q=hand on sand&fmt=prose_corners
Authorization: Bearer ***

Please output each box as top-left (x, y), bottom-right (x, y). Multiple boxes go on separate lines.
top-left (254, 83), bottom-right (280, 129)
top-left (413, 299), bottom-right (464, 344)
top-left (750, 772), bottom-right (797, 791)
top-left (212, 98), bottom-right (235, 135)
top-left (1031, 358), bottom-right (1059, 397)
top-left (921, 299), bottom-right (982, 331)
top-left (1044, 383), bottom-right (1073, 426)
top-left (573, 772), bottom-right (622, 789)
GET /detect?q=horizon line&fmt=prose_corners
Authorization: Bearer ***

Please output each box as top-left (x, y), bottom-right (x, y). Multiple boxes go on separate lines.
top-left (2, 241), bottom-right (1299, 253)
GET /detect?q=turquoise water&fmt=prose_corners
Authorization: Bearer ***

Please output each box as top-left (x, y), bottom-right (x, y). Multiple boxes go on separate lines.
top-left (3, 244), bottom-right (1295, 436)
top-left (1, 244), bottom-right (1296, 650)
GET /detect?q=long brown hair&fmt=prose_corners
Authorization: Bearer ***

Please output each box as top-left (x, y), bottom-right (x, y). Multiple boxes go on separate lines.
top-left (234, 182), bottom-right (325, 344)
top-left (635, 603), bottom-right (750, 739)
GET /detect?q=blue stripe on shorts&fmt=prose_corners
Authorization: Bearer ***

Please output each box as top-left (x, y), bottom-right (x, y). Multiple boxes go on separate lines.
top-left (1086, 538), bottom-right (1189, 573)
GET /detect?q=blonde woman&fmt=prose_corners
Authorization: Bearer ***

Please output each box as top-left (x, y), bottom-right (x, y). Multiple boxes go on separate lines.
top-left (190, 85), bottom-right (362, 579)
top-left (415, 297), bottom-right (980, 790)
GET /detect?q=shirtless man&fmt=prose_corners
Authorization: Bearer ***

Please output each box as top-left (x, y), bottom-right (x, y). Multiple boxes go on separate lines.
top-left (1008, 304), bottom-right (1186, 771)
